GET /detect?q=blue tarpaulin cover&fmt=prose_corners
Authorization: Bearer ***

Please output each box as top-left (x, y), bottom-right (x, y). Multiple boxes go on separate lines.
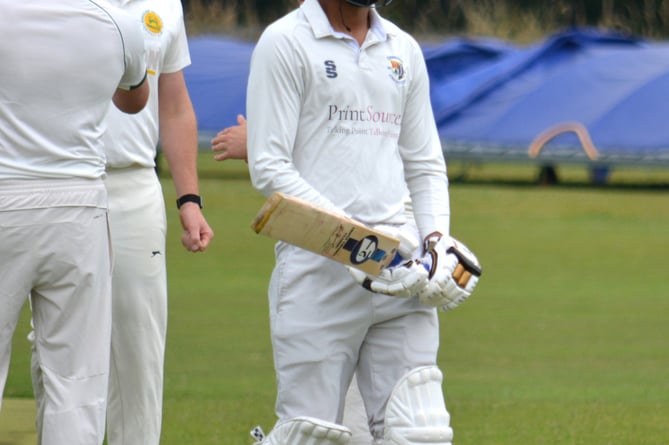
top-left (185, 29), bottom-right (669, 166)
top-left (185, 36), bottom-right (253, 139)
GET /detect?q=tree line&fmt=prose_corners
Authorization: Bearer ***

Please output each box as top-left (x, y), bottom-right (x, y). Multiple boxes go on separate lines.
top-left (183, 0), bottom-right (669, 41)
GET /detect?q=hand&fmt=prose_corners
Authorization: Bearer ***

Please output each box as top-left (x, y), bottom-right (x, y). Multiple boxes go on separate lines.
top-left (348, 221), bottom-right (427, 298)
top-left (179, 204), bottom-right (214, 252)
top-left (416, 234), bottom-right (482, 311)
top-left (211, 114), bottom-right (248, 162)
top-left (349, 259), bottom-right (428, 298)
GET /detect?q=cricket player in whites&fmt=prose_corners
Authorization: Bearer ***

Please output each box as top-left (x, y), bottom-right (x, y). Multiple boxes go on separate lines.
top-left (89, 1), bottom-right (213, 443)
top-left (246, 0), bottom-right (481, 444)
top-left (0, 1), bottom-right (149, 443)
top-left (28, 1), bottom-right (213, 444)
top-left (213, 116), bottom-right (375, 444)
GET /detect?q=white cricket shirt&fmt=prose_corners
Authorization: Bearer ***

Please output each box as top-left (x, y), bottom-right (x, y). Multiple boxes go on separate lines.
top-left (0, 0), bottom-right (146, 180)
top-left (247, 0), bottom-right (450, 237)
top-left (103, 0), bottom-right (191, 168)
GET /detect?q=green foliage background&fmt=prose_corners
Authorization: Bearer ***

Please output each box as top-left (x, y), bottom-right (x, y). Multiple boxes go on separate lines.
top-left (183, 0), bottom-right (669, 42)
top-left (3, 157), bottom-right (669, 444)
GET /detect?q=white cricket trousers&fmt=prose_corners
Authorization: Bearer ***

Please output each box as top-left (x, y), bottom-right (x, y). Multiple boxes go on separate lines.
top-left (269, 242), bottom-right (440, 440)
top-left (104, 167), bottom-right (167, 445)
top-left (343, 376), bottom-right (374, 444)
top-left (0, 178), bottom-right (112, 445)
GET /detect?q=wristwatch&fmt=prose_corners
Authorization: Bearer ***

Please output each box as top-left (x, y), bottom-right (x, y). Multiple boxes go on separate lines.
top-left (176, 194), bottom-right (203, 209)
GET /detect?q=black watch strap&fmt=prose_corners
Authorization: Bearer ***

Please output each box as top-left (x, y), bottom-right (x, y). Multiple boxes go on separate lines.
top-left (176, 194), bottom-right (203, 209)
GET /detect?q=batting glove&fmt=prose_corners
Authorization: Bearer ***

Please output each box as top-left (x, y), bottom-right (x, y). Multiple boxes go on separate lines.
top-left (349, 259), bottom-right (429, 298)
top-left (348, 221), bottom-right (428, 298)
top-left (416, 234), bottom-right (482, 311)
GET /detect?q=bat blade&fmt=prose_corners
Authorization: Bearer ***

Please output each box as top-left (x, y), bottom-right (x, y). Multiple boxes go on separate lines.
top-left (251, 192), bottom-right (399, 276)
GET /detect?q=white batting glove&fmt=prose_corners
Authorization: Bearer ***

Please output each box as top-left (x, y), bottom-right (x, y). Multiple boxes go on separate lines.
top-left (348, 221), bottom-right (428, 298)
top-left (416, 234), bottom-right (482, 311)
top-left (349, 259), bottom-right (429, 298)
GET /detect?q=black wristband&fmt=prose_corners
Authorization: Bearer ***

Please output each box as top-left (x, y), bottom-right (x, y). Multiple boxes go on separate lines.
top-left (176, 194), bottom-right (203, 209)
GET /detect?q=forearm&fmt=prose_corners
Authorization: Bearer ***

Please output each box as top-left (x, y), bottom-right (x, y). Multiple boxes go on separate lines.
top-left (160, 106), bottom-right (213, 252)
top-left (160, 108), bottom-right (200, 197)
top-left (157, 70), bottom-right (201, 197)
top-left (406, 171), bottom-right (450, 239)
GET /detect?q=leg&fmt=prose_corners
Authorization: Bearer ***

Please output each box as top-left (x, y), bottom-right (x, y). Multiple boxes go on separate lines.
top-left (343, 376), bottom-right (374, 445)
top-left (269, 245), bottom-right (369, 422)
top-left (355, 297), bottom-right (445, 442)
top-left (382, 366), bottom-right (453, 445)
top-left (0, 218), bottom-right (33, 415)
top-left (28, 312), bottom-right (45, 443)
top-left (105, 168), bottom-right (167, 445)
top-left (30, 205), bottom-right (113, 445)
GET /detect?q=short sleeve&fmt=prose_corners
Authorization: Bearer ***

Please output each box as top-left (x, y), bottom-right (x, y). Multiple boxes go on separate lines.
top-left (110, 7), bottom-right (147, 90)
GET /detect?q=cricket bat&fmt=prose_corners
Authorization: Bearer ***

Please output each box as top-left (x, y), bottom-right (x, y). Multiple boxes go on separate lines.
top-left (251, 192), bottom-right (400, 276)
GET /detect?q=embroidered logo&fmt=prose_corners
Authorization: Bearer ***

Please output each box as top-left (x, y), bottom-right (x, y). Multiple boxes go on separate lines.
top-left (387, 56), bottom-right (406, 84)
top-left (325, 60), bottom-right (338, 79)
top-left (142, 11), bottom-right (163, 35)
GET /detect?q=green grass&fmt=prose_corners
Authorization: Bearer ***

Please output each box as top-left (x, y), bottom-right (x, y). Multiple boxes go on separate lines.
top-left (3, 156), bottom-right (669, 444)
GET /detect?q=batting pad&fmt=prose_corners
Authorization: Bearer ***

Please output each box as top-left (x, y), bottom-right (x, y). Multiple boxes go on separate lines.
top-left (383, 366), bottom-right (454, 445)
top-left (259, 416), bottom-right (352, 445)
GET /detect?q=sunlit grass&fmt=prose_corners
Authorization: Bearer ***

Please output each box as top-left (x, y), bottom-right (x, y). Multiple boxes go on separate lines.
top-left (3, 157), bottom-right (669, 445)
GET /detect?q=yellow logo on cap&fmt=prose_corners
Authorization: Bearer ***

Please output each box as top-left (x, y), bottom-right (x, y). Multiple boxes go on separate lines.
top-left (143, 11), bottom-right (163, 34)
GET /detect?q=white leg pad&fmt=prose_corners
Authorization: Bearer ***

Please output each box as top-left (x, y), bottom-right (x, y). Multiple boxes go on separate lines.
top-left (382, 366), bottom-right (454, 445)
top-left (260, 417), bottom-right (352, 445)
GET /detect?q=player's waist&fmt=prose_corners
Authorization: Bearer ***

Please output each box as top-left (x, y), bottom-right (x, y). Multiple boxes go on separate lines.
top-left (104, 143), bottom-right (157, 170)
top-left (103, 165), bottom-right (160, 198)
top-left (106, 158), bottom-right (156, 170)
top-left (106, 164), bottom-right (155, 173)
top-left (104, 165), bottom-right (158, 186)
top-left (0, 178), bottom-right (107, 211)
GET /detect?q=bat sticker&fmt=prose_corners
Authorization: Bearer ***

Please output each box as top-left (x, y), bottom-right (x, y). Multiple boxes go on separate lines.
top-left (344, 235), bottom-right (389, 265)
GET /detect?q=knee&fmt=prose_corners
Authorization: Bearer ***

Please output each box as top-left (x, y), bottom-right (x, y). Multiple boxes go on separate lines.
top-left (381, 366), bottom-right (453, 445)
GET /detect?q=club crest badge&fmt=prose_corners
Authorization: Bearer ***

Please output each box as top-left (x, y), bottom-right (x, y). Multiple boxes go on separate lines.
top-left (387, 56), bottom-right (406, 84)
top-left (142, 11), bottom-right (163, 35)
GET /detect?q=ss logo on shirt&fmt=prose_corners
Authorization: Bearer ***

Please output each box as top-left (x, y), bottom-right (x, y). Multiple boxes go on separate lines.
top-left (324, 60), bottom-right (338, 78)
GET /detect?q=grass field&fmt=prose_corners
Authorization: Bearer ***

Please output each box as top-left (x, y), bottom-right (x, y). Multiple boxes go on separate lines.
top-left (2, 156), bottom-right (669, 445)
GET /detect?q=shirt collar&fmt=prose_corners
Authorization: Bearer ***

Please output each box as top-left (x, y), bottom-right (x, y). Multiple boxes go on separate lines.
top-left (302, 0), bottom-right (392, 43)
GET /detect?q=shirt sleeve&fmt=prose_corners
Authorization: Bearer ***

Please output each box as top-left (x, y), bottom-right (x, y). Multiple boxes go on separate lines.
top-left (109, 7), bottom-right (147, 90)
top-left (398, 39), bottom-right (451, 238)
top-left (246, 28), bottom-right (343, 215)
top-left (162, 7), bottom-right (191, 74)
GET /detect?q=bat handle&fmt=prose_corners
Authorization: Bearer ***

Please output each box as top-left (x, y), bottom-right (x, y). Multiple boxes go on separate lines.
top-left (387, 252), bottom-right (405, 268)
top-left (447, 246), bottom-right (482, 277)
